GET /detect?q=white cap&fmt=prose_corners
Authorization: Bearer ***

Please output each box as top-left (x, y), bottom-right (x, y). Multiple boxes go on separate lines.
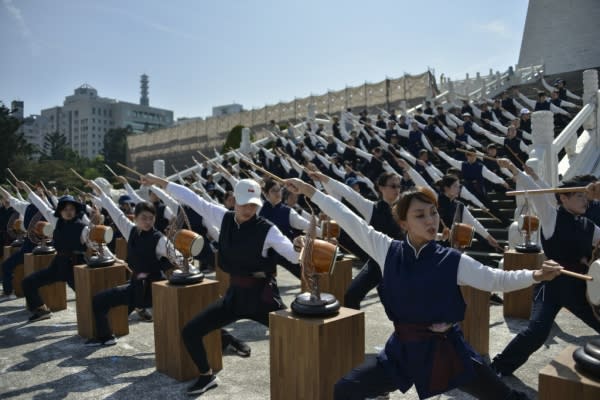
top-left (234, 179), bottom-right (262, 206)
top-left (520, 108), bottom-right (530, 115)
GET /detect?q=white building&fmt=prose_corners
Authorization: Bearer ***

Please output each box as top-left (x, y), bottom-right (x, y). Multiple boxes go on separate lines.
top-left (11, 100), bottom-right (46, 155)
top-left (212, 103), bottom-right (243, 117)
top-left (38, 76), bottom-right (173, 159)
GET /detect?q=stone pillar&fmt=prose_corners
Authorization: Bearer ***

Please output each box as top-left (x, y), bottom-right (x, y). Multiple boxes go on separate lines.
top-left (583, 69), bottom-right (598, 146)
top-left (239, 127), bottom-right (252, 155)
top-left (447, 80), bottom-right (456, 105)
top-left (153, 160), bottom-right (165, 178)
top-left (531, 111), bottom-right (556, 186)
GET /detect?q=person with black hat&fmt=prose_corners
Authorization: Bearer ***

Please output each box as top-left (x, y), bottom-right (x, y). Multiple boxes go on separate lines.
top-left (18, 181), bottom-right (92, 322)
top-left (490, 160), bottom-right (600, 377)
top-left (143, 175), bottom-right (300, 396)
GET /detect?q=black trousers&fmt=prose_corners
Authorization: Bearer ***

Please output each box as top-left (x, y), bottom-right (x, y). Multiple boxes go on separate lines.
top-left (22, 255), bottom-right (78, 311)
top-left (182, 279), bottom-right (284, 373)
top-left (492, 276), bottom-right (600, 375)
top-left (334, 354), bottom-right (527, 400)
top-left (344, 259), bottom-right (381, 310)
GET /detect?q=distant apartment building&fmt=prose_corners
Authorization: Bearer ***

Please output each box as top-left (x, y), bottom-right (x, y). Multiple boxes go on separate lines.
top-left (36, 75), bottom-right (174, 158)
top-left (212, 103), bottom-right (243, 117)
top-left (11, 100), bottom-right (46, 154)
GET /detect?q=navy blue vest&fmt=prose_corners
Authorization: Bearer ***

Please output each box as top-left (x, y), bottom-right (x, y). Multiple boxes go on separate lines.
top-left (53, 218), bottom-right (86, 254)
top-left (370, 200), bottom-right (404, 240)
top-left (541, 207), bottom-right (594, 271)
top-left (127, 228), bottom-right (169, 279)
top-left (462, 121), bottom-right (474, 135)
top-left (24, 204), bottom-right (39, 230)
top-left (380, 240), bottom-right (465, 323)
top-left (259, 202), bottom-right (293, 239)
top-left (437, 194), bottom-right (462, 229)
top-left (535, 101), bottom-right (550, 111)
top-left (218, 212), bottom-right (277, 275)
top-left (408, 131), bottom-right (423, 155)
top-left (153, 202), bottom-right (169, 233)
top-left (461, 161), bottom-right (483, 184)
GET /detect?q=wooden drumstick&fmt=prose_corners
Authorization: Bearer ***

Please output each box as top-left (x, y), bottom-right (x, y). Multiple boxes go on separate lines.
top-left (6, 168), bottom-right (19, 182)
top-left (104, 164), bottom-right (119, 178)
top-left (116, 162), bottom-right (143, 177)
top-left (560, 269), bottom-right (593, 281)
top-left (456, 148), bottom-right (498, 162)
top-left (504, 145), bottom-right (525, 167)
top-left (506, 187), bottom-right (587, 196)
top-left (70, 168), bottom-right (89, 183)
top-left (238, 154), bottom-right (285, 183)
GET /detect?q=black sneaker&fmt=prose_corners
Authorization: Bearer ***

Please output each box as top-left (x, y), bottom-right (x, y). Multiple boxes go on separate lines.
top-left (28, 307), bottom-right (51, 323)
top-left (85, 336), bottom-right (117, 347)
top-left (186, 374), bottom-right (219, 396)
top-left (228, 336), bottom-right (251, 357)
top-left (490, 293), bottom-right (504, 305)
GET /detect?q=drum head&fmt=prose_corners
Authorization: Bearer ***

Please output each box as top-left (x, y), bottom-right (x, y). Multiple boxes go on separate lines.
top-left (42, 222), bottom-right (54, 238)
top-left (586, 260), bottom-right (600, 306)
top-left (189, 235), bottom-right (204, 257)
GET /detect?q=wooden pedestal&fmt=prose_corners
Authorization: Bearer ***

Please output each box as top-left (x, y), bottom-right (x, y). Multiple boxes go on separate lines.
top-left (503, 250), bottom-right (545, 319)
top-left (460, 286), bottom-right (490, 356)
top-left (74, 262), bottom-right (129, 338)
top-left (539, 345), bottom-right (600, 399)
top-left (270, 307), bottom-right (365, 400)
top-left (24, 253), bottom-right (66, 311)
top-left (300, 256), bottom-right (353, 307)
top-left (153, 279), bottom-right (222, 381)
top-left (4, 246), bottom-right (24, 297)
top-left (115, 238), bottom-right (127, 261)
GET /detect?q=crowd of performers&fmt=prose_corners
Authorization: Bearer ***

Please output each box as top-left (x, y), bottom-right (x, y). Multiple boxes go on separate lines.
top-left (2, 77), bottom-right (600, 399)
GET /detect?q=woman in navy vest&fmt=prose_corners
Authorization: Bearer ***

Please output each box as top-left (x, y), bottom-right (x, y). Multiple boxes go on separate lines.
top-left (85, 180), bottom-right (174, 346)
top-left (310, 170), bottom-right (404, 310)
top-left (284, 177), bottom-right (561, 400)
top-left (491, 161), bottom-right (600, 377)
top-left (145, 175), bottom-right (300, 396)
top-left (19, 182), bottom-right (90, 323)
top-left (258, 179), bottom-right (312, 278)
top-left (0, 186), bottom-right (41, 301)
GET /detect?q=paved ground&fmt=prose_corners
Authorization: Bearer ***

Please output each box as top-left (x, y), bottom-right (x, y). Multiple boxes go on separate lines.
top-left (1, 263), bottom-right (599, 400)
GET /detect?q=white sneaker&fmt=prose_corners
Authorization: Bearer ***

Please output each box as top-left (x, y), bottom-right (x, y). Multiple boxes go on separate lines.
top-left (0, 293), bottom-right (17, 302)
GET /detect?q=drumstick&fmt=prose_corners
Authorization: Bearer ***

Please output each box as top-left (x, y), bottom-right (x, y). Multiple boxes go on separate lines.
top-left (70, 168), bottom-right (89, 183)
top-left (456, 148), bottom-right (497, 162)
top-left (6, 168), bottom-right (19, 182)
top-left (238, 155), bottom-right (285, 183)
top-left (506, 187), bottom-right (587, 196)
top-left (116, 162), bottom-right (143, 177)
top-left (504, 145), bottom-right (525, 167)
top-left (560, 269), bottom-right (593, 281)
top-left (104, 164), bottom-right (119, 178)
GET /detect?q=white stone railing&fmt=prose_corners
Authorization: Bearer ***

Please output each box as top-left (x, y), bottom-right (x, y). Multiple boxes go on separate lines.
top-left (528, 69), bottom-right (599, 186)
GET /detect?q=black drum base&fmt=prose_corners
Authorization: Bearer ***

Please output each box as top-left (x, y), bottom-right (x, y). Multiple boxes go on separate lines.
top-left (169, 271), bottom-right (205, 285)
top-left (573, 345), bottom-right (600, 379)
top-left (515, 244), bottom-right (541, 253)
top-left (32, 245), bottom-right (56, 256)
top-left (86, 255), bottom-right (116, 268)
top-left (291, 292), bottom-right (340, 317)
top-left (11, 239), bottom-right (23, 248)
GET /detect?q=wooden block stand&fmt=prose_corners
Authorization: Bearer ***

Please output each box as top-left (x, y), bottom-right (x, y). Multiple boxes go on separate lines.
top-left (460, 286), bottom-right (490, 356)
top-left (301, 257), bottom-right (354, 307)
top-left (4, 245), bottom-right (24, 297)
top-left (539, 345), bottom-right (600, 399)
top-left (24, 253), bottom-right (66, 311)
top-left (270, 307), bottom-right (365, 400)
top-left (115, 237), bottom-right (127, 261)
top-left (153, 279), bottom-right (222, 381)
top-left (503, 250), bottom-right (545, 319)
top-left (74, 262), bottom-right (129, 338)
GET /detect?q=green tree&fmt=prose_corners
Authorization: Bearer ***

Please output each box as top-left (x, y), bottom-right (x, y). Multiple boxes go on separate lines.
top-left (41, 131), bottom-right (69, 160)
top-left (103, 126), bottom-right (131, 168)
top-left (0, 103), bottom-right (34, 181)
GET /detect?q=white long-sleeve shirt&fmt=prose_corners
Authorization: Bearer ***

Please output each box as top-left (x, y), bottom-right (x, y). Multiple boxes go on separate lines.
top-left (98, 191), bottom-right (171, 261)
top-left (310, 190), bottom-right (536, 292)
top-left (166, 182), bottom-right (299, 264)
top-left (515, 171), bottom-right (600, 243)
top-left (27, 191), bottom-right (89, 245)
top-left (437, 151), bottom-right (506, 186)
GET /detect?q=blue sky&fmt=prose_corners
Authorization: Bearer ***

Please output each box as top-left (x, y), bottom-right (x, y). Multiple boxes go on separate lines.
top-left (1, 0), bottom-right (528, 119)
